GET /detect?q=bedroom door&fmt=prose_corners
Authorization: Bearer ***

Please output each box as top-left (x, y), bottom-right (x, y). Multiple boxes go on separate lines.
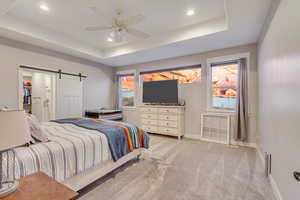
top-left (19, 69), bottom-right (56, 122)
top-left (31, 72), bottom-right (55, 122)
top-left (31, 73), bottom-right (46, 121)
top-left (56, 74), bottom-right (83, 119)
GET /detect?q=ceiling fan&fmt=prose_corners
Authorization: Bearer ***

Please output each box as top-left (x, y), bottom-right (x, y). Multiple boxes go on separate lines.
top-left (86, 7), bottom-right (150, 43)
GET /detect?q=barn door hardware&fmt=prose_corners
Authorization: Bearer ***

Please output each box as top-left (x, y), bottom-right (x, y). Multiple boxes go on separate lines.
top-left (58, 69), bottom-right (62, 79)
top-left (19, 65), bottom-right (87, 80)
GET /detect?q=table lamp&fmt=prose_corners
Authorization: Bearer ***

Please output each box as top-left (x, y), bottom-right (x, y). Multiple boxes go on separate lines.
top-left (0, 110), bottom-right (29, 197)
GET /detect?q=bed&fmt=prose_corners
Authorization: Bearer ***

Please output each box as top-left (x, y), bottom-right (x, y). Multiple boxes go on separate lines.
top-left (2, 119), bottom-right (149, 191)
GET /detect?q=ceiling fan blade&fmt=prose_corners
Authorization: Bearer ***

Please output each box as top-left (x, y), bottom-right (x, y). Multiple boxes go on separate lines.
top-left (124, 14), bottom-right (145, 26)
top-left (85, 26), bottom-right (112, 31)
top-left (127, 28), bottom-right (149, 39)
top-left (88, 6), bottom-right (112, 24)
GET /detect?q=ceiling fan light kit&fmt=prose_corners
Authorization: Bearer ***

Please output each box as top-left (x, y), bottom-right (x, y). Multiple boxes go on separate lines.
top-left (110, 29), bottom-right (126, 43)
top-left (186, 9), bottom-right (195, 16)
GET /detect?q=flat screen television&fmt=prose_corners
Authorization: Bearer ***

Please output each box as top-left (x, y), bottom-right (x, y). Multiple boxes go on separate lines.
top-left (143, 80), bottom-right (178, 104)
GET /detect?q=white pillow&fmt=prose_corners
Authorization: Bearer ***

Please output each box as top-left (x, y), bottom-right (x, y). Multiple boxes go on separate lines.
top-left (26, 115), bottom-right (49, 143)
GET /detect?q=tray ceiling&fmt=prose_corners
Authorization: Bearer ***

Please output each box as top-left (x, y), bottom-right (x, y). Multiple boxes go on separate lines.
top-left (0, 0), bottom-right (273, 66)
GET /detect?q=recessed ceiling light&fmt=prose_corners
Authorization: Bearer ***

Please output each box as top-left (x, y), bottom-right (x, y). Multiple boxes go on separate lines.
top-left (107, 37), bottom-right (113, 42)
top-left (186, 9), bottom-right (195, 16)
top-left (40, 3), bottom-right (49, 12)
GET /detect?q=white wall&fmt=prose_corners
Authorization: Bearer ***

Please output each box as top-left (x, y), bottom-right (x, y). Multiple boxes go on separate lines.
top-left (0, 37), bottom-right (114, 111)
top-left (116, 43), bottom-right (258, 144)
top-left (258, 0), bottom-right (300, 199)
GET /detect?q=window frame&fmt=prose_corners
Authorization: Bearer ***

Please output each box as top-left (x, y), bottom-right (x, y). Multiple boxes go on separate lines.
top-left (139, 64), bottom-right (202, 84)
top-left (207, 53), bottom-right (250, 113)
top-left (116, 70), bottom-right (136, 109)
top-left (209, 61), bottom-right (239, 112)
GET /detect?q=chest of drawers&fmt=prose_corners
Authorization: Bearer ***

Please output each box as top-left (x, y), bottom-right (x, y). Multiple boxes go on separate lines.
top-left (139, 106), bottom-right (185, 139)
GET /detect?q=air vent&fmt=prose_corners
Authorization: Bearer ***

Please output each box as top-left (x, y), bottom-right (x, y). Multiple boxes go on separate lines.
top-left (265, 152), bottom-right (272, 177)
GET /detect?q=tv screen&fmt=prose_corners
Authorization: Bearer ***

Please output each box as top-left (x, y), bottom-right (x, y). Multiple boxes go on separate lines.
top-left (143, 80), bottom-right (178, 104)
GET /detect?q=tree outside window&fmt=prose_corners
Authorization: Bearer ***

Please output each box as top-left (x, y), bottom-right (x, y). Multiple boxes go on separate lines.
top-left (210, 62), bottom-right (239, 110)
top-left (119, 74), bottom-right (135, 107)
top-left (141, 67), bottom-right (201, 83)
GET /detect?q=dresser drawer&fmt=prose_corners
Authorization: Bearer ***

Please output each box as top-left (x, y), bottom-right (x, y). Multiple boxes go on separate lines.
top-left (142, 119), bottom-right (158, 126)
top-left (140, 107), bottom-right (158, 113)
top-left (142, 125), bottom-right (158, 133)
top-left (141, 114), bottom-right (158, 120)
top-left (158, 120), bottom-right (178, 128)
top-left (159, 108), bottom-right (179, 114)
top-left (158, 127), bottom-right (178, 135)
top-left (158, 115), bottom-right (178, 121)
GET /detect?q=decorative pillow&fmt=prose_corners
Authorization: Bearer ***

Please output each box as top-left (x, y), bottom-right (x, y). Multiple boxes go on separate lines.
top-left (26, 115), bottom-right (49, 143)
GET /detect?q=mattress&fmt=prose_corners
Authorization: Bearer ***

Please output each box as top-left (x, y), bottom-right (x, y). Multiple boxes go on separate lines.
top-left (85, 109), bottom-right (122, 114)
top-left (97, 113), bottom-right (122, 120)
top-left (85, 109), bottom-right (122, 120)
top-left (2, 122), bottom-right (112, 183)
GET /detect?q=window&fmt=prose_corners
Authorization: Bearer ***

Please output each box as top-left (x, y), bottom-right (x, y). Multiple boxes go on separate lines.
top-left (118, 74), bottom-right (135, 107)
top-left (140, 65), bottom-right (201, 84)
top-left (209, 61), bottom-right (239, 110)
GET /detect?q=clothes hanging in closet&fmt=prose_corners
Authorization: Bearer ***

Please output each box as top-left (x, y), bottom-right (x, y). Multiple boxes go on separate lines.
top-left (23, 87), bottom-right (31, 104)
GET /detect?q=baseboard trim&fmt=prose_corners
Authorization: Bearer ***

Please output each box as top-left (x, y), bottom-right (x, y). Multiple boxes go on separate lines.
top-left (184, 134), bottom-right (256, 148)
top-left (230, 141), bottom-right (257, 148)
top-left (256, 147), bottom-right (283, 200)
top-left (184, 134), bottom-right (202, 140)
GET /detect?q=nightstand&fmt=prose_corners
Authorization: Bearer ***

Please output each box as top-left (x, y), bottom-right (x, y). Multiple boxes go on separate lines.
top-left (0, 172), bottom-right (78, 200)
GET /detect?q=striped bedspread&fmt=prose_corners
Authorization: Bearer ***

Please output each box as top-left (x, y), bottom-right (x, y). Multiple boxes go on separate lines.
top-left (53, 118), bottom-right (150, 161)
top-left (2, 122), bottom-right (111, 183)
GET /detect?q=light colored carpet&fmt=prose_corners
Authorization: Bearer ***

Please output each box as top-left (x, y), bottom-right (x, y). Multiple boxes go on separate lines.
top-left (78, 135), bottom-right (275, 200)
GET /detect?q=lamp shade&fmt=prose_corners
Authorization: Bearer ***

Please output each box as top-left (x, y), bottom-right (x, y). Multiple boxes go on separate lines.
top-left (0, 110), bottom-right (29, 151)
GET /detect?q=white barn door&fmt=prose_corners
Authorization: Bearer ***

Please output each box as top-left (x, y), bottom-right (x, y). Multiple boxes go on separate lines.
top-left (56, 74), bottom-right (83, 119)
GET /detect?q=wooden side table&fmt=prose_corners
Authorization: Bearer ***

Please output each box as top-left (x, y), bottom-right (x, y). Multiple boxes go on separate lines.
top-left (0, 172), bottom-right (78, 200)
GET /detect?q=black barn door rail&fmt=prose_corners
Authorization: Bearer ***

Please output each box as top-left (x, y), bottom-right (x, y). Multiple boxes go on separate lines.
top-left (19, 65), bottom-right (87, 81)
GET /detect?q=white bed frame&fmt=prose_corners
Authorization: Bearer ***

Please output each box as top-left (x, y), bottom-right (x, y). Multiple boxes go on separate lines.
top-left (62, 149), bottom-right (142, 191)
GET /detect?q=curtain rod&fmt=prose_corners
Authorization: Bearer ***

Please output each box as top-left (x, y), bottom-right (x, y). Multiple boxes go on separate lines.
top-left (19, 65), bottom-right (87, 80)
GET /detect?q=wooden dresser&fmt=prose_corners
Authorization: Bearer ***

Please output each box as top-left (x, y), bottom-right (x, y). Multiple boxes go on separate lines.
top-left (139, 105), bottom-right (185, 139)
